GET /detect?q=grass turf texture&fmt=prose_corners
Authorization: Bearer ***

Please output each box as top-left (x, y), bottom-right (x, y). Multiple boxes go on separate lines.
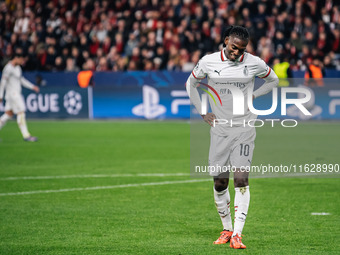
top-left (0, 120), bottom-right (339, 254)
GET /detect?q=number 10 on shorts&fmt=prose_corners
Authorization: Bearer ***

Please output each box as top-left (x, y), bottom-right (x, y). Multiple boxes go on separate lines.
top-left (240, 144), bottom-right (250, 156)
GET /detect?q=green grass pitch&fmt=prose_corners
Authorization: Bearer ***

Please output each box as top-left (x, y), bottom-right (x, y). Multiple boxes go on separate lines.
top-left (0, 120), bottom-right (339, 254)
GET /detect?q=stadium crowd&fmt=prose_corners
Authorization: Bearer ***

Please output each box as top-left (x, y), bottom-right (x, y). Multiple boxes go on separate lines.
top-left (1, 0), bottom-right (340, 72)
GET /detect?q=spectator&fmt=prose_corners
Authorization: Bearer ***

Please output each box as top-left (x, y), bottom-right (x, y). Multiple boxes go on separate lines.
top-left (96, 56), bottom-right (109, 71)
top-left (25, 45), bottom-right (39, 71)
top-left (83, 58), bottom-right (96, 71)
top-left (79, 34), bottom-right (89, 52)
top-left (125, 33), bottom-right (138, 57)
top-left (301, 44), bottom-right (312, 65)
top-left (102, 36), bottom-right (111, 54)
top-left (273, 30), bottom-right (287, 51)
top-left (13, 10), bottom-right (29, 34)
top-left (331, 29), bottom-right (340, 53)
top-left (45, 45), bottom-right (57, 71)
top-left (53, 56), bottom-right (65, 71)
top-left (305, 58), bottom-right (325, 86)
top-left (46, 10), bottom-right (62, 30)
top-left (61, 48), bottom-right (69, 63)
top-left (303, 31), bottom-right (316, 49)
top-left (290, 31), bottom-right (303, 52)
top-left (273, 57), bottom-right (291, 87)
top-left (293, 16), bottom-right (304, 35)
top-left (317, 32), bottom-right (331, 55)
top-left (71, 46), bottom-right (83, 70)
top-left (94, 22), bottom-right (107, 43)
top-left (323, 55), bottom-right (336, 69)
top-left (127, 60), bottom-right (138, 71)
top-left (303, 17), bottom-right (318, 40)
top-left (65, 57), bottom-right (79, 72)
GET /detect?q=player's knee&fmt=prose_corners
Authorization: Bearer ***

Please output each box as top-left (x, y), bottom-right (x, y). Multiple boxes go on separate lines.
top-left (234, 178), bottom-right (248, 188)
top-left (214, 178), bottom-right (228, 192)
top-left (6, 111), bottom-right (13, 117)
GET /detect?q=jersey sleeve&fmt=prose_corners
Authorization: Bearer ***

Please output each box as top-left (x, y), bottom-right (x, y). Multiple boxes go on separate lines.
top-left (191, 57), bottom-right (208, 80)
top-left (255, 58), bottom-right (271, 78)
top-left (186, 57), bottom-right (208, 115)
top-left (20, 76), bottom-right (35, 90)
top-left (0, 65), bottom-right (11, 99)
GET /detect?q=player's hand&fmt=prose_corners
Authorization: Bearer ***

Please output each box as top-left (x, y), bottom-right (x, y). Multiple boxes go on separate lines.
top-left (33, 86), bottom-right (40, 93)
top-left (201, 112), bottom-right (217, 127)
top-left (0, 98), bottom-right (2, 103)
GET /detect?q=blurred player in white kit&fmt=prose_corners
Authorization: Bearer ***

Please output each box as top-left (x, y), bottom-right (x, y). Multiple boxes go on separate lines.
top-left (0, 53), bottom-right (40, 142)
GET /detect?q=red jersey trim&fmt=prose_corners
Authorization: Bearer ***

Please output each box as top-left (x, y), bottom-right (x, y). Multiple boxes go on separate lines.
top-left (259, 68), bottom-right (271, 78)
top-left (191, 71), bottom-right (205, 79)
top-left (221, 50), bottom-right (226, 61)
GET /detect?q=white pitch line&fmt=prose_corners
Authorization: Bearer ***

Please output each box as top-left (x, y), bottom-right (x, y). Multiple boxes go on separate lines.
top-left (311, 212), bottom-right (331, 215)
top-left (2, 172), bottom-right (338, 181)
top-left (0, 179), bottom-right (211, 197)
top-left (0, 173), bottom-right (190, 181)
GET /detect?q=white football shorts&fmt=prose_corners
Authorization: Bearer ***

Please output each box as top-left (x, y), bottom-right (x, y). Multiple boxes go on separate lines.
top-left (208, 128), bottom-right (256, 177)
top-left (4, 94), bottom-right (26, 114)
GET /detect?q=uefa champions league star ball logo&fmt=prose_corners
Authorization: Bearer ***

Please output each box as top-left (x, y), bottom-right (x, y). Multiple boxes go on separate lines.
top-left (63, 90), bottom-right (83, 115)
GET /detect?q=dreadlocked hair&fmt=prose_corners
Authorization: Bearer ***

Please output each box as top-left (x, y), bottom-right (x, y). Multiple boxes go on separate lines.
top-left (222, 26), bottom-right (249, 47)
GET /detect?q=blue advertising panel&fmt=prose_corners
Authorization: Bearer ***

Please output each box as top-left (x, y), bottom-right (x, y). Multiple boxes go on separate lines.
top-left (1, 71), bottom-right (340, 120)
top-left (93, 84), bottom-right (190, 119)
top-left (92, 71), bottom-right (190, 119)
top-left (0, 86), bottom-right (89, 119)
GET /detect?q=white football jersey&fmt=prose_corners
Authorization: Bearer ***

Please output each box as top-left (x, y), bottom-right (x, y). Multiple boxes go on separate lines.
top-left (192, 49), bottom-right (271, 136)
top-left (0, 62), bottom-right (34, 99)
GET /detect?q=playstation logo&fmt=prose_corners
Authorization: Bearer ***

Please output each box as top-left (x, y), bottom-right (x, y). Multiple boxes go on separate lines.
top-left (132, 85), bottom-right (166, 119)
